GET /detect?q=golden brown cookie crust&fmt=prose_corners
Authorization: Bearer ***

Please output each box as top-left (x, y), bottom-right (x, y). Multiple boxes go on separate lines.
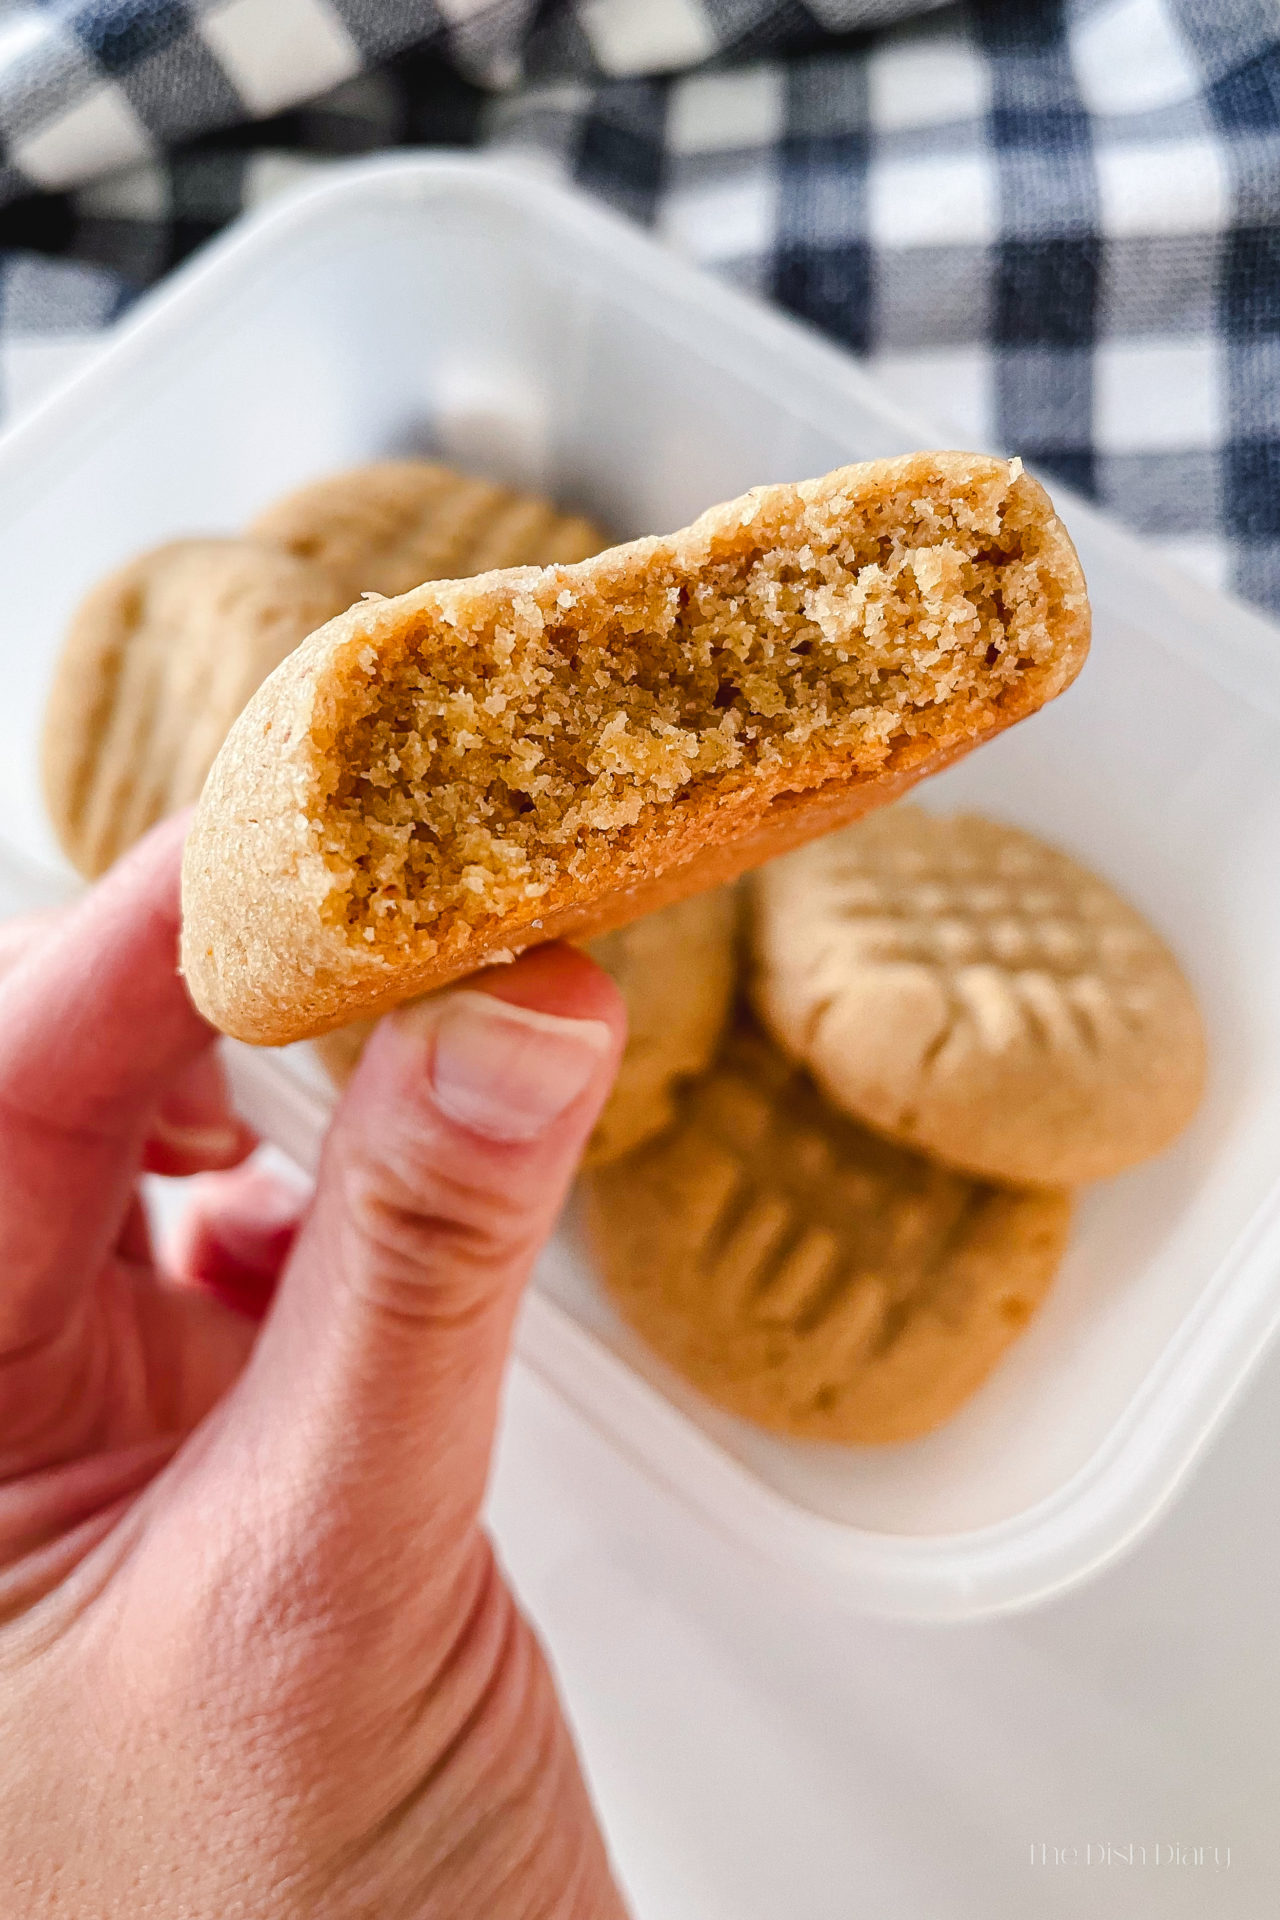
top-left (751, 807), bottom-right (1206, 1186)
top-left (584, 1019), bottom-right (1072, 1445)
top-left (43, 537), bottom-right (341, 879)
top-left (250, 459), bottom-right (606, 604)
top-left (181, 452), bottom-right (1090, 1045)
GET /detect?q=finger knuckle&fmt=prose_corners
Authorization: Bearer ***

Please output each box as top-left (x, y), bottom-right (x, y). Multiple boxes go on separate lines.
top-left (339, 1142), bottom-right (535, 1321)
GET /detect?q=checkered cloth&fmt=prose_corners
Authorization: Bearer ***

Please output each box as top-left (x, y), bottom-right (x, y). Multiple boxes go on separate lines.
top-left (0, 0), bottom-right (1275, 610)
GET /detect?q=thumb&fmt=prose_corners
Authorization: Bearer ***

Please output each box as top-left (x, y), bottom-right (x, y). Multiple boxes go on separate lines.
top-left (195, 943), bottom-right (624, 1610)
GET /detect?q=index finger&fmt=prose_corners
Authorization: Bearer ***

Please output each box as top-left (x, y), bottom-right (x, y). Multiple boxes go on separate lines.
top-left (0, 814), bottom-right (216, 1354)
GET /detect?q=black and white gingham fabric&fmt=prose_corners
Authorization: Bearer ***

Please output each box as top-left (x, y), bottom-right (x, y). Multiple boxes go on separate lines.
top-left (0, 0), bottom-right (1276, 611)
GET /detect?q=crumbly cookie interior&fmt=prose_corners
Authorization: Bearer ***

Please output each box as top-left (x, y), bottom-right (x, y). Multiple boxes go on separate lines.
top-left (315, 464), bottom-right (1071, 960)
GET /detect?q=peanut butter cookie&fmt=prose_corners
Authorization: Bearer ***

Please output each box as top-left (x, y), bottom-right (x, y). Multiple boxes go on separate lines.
top-left (751, 807), bottom-right (1205, 1186)
top-left (43, 538), bottom-right (341, 878)
top-left (584, 1018), bottom-right (1071, 1444)
top-left (183, 453), bottom-right (1089, 1044)
top-left (584, 886), bottom-right (738, 1164)
top-left (251, 459), bottom-right (606, 605)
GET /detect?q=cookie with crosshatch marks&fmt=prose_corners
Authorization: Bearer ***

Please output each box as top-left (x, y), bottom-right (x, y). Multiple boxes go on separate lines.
top-left (751, 807), bottom-right (1206, 1188)
top-left (42, 538), bottom-right (343, 880)
top-left (584, 1018), bottom-right (1071, 1445)
top-left (250, 459), bottom-right (608, 605)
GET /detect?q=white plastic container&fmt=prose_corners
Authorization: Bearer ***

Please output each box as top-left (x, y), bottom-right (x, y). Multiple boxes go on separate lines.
top-left (3, 154), bottom-right (1278, 1621)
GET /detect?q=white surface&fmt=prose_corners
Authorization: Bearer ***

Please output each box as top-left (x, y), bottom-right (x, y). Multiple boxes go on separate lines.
top-left (491, 1349), bottom-right (1274, 1918)
top-left (7, 153), bottom-right (1280, 1620)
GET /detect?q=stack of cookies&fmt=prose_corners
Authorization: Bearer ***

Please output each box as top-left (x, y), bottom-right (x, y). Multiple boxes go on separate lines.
top-left (45, 449), bottom-right (1184, 1446)
top-left (43, 458), bottom-right (607, 878)
top-left (45, 449), bottom-right (711, 1165)
top-left (40, 448), bottom-right (757, 1175)
top-left (584, 806), bottom-right (1206, 1445)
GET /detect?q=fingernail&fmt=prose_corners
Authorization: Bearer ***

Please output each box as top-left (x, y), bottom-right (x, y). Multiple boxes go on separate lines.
top-left (153, 1048), bottom-right (246, 1163)
top-left (412, 990), bottom-right (612, 1143)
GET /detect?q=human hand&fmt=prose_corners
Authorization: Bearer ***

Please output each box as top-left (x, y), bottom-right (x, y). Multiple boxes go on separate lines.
top-left (0, 816), bottom-right (630, 1918)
